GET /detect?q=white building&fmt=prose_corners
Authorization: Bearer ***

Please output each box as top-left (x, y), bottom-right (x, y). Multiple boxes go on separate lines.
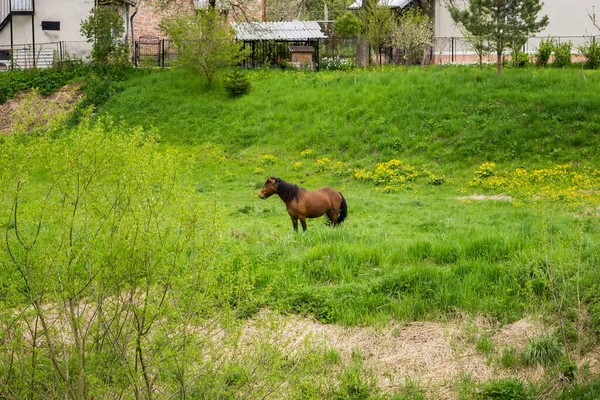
top-left (0, 0), bottom-right (137, 69)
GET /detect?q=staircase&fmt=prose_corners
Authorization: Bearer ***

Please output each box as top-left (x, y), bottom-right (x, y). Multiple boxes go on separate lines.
top-left (1, 0), bottom-right (34, 31)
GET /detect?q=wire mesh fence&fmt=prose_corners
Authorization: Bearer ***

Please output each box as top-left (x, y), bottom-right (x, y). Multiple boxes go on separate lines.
top-left (1, 35), bottom-right (597, 72)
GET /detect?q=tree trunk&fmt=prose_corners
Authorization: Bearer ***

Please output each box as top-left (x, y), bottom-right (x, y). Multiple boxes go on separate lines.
top-left (356, 37), bottom-right (369, 68)
top-left (496, 51), bottom-right (503, 76)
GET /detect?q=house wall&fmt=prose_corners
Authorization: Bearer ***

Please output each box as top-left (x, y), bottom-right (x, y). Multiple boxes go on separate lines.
top-left (0, 0), bottom-right (95, 59)
top-left (134, 0), bottom-right (196, 40)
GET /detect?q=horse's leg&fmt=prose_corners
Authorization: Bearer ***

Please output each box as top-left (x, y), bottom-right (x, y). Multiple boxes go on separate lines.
top-left (327, 209), bottom-right (338, 226)
top-left (291, 216), bottom-right (299, 231)
top-left (300, 216), bottom-right (307, 231)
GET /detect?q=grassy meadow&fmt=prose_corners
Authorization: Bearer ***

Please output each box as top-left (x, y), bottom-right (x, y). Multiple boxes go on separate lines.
top-left (1, 65), bottom-right (600, 399)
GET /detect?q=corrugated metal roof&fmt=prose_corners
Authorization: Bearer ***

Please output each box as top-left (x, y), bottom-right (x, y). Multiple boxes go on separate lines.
top-left (348, 0), bottom-right (412, 9)
top-left (233, 21), bottom-right (326, 41)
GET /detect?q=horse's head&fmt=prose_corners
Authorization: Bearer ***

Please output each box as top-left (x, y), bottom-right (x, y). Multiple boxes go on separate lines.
top-left (259, 176), bottom-right (278, 199)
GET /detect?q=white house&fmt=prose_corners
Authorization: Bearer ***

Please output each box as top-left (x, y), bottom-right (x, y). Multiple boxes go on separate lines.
top-left (0, 0), bottom-right (137, 69)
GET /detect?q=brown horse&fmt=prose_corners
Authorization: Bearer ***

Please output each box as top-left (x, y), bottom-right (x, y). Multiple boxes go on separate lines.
top-left (258, 177), bottom-right (347, 231)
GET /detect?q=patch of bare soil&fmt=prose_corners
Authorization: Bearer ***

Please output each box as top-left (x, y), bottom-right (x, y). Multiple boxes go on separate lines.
top-left (458, 194), bottom-right (513, 201)
top-left (240, 312), bottom-right (599, 399)
top-left (0, 84), bottom-right (83, 134)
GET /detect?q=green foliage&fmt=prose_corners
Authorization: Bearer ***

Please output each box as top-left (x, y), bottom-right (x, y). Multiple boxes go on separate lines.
top-left (223, 69), bottom-right (251, 97)
top-left (80, 5), bottom-right (128, 65)
top-left (0, 64), bottom-right (87, 104)
top-left (579, 37), bottom-right (600, 69)
top-left (478, 378), bottom-right (530, 400)
top-left (535, 37), bottom-right (555, 66)
top-left (334, 11), bottom-right (361, 38)
top-left (336, 349), bottom-right (379, 399)
top-left (500, 347), bottom-right (520, 369)
top-left (160, 9), bottom-right (246, 88)
top-left (391, 8), bottom-right (434, 67)
top-left (448, 0), bottom-right (549, 75)
top-left (476, 335), bottom-right (495, 355)
top-left (522, 334), bottom-right (563, 366)
top-left (553, 42), bottom-right (573, 68)
top-left (556, 377), bottom-right (600, 400)
top-left (512, 51), bottom-right (529, 68)
top-left (357, 0), bottom-right (395, 69)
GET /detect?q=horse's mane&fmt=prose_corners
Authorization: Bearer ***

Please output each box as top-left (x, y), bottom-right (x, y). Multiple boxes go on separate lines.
top-left (275, 178), bottom-right (301, 203)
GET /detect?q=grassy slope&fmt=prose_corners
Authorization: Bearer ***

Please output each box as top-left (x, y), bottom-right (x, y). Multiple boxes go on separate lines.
top-left (97, 66), bottom-right (600, 326)
top-left (102, 66), bottom-right (600, 167)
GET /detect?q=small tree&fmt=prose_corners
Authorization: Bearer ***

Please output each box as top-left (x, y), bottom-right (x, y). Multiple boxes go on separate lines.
top-left (80, 4), bottom-right (129, 65)
top-left (579, 7), bottom-right (600, 69)
top-left (390, 8), bottom-right (434, 69)
top-left (160, 9), bottom-right (246, 88)
top-left (334, 11), bottom-right (361, 38)
top-left (448, 0), bottom-right (549, 76)
top-left (357, 0), bottom-right (395, 71)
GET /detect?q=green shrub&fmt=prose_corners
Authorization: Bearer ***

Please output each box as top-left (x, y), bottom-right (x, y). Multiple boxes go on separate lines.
top-left (223, 69), bottom-right (251, 97)
top-left (536, 37), bottom-right (555, 66)
top-left (553, 42), bottom-right (573, 67)
top-left (478, 378), bottom-right (529, 400)
top-left (579, 37), bottom-right (600, 69)
top-left (522, 334), bottom-right (563, 366)
top-left (512, 51), bottom-right (530, 68)
top-left (0, 64), bottom-right (87, 104)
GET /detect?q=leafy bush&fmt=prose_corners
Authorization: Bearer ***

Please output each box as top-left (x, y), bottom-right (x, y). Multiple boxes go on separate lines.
top-left (334, 11), bottom-right (360, 38)
top-left (320, 57), bottom-right (356, 71)
top-left (512, 51), bottom-right (530, 68)
top-left (579, 37), bottom-right (600, 69)
top-left (478, 378), bottom-right (530, 400)
top-left (0, 64), bottom-right (87, 104)
top-left (536, 37), bottom-right (555, 66)
top-left (553, 42), bottom-right (573, 67)
top-left (223, 69), bottom-right (251, 97)
top-left (522, 334), bottom-right (563, 366)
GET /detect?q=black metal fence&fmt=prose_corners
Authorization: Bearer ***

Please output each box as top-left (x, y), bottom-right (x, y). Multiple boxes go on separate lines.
top-left (239, 40), bottom-right (320, 69)
top-left (134, 36), bottom-right (176, 68)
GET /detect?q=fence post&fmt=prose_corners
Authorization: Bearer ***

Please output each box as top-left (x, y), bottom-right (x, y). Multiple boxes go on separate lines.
top-left (161, 39), bottom-right (165, 68)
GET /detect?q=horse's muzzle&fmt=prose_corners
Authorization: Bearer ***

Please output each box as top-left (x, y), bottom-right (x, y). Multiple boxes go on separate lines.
top-left (259, 193), bottom-right (265, 199)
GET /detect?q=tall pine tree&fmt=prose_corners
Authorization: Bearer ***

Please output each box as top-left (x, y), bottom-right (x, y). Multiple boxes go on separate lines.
top-left (448, 0), bottom-right (548, 75)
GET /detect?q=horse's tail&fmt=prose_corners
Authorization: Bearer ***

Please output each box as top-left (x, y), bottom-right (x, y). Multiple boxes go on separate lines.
top-left (337, 193), bottom-right (347, 224)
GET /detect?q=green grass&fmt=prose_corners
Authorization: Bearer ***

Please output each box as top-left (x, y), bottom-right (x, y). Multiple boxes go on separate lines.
top-left (101, 66), bottom-right (600, 166)
top-left (88, 65), bottom-right (600, 325)
top-left (1, 64), bottom-right (600, 398)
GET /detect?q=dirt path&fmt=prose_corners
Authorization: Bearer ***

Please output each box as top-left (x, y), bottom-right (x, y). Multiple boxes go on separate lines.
top-left (0, 84), bottom-right (82, 134)
top-left (240, 311), bottom-right (600, 398)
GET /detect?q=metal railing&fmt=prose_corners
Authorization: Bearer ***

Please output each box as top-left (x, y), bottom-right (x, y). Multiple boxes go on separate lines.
top-left (0, 41), bottom-right (89, 70)
top-left (0, 0), bottom-right (10, 27)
